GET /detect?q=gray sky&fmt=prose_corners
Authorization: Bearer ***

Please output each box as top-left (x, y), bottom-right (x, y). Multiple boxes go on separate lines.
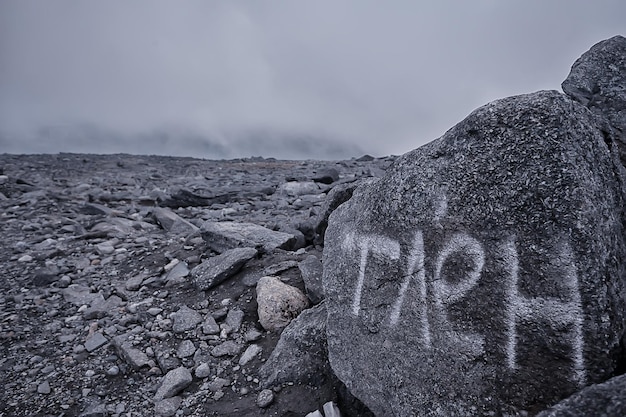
top-left (1, 1), bottom-right (625, 159)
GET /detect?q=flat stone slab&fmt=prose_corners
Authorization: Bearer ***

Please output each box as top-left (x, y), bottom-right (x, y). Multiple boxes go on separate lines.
top-left (191, 247), bottom-right (257, 291)
top-left (200, 221), bottom-right (296, 253)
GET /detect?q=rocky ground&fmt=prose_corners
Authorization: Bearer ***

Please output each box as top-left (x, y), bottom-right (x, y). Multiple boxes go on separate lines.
top-left (0, 152), bottom-right (393, 417)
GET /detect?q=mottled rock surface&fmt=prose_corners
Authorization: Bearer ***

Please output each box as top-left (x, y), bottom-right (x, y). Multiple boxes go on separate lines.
top-left (260, 302), bottom-right (330, 387)
top-left (200, 221), bottom-right (296, 253)
top-left (256, 276), bottom-right (310, 331)
top-left (562, 35), bottom-right (626, 164)
top-left (324, 91), bottom-right (626, 416)
top-left (536, 373), bottom-right (626, 417)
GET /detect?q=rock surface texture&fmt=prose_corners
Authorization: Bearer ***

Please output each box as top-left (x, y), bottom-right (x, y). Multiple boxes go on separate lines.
top-left (536, 373), bottom-right (626, 417)
top-left (562, 35), bottom-right (626, 165)
top-left (324, 91), bottom-right (626, 415)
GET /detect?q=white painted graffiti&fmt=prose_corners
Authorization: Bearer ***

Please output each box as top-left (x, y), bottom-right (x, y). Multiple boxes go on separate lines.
top-left (341, 229), bottom-right (586, 386)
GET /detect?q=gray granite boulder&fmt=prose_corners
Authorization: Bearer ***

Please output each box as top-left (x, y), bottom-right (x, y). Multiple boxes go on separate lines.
top-left (537, 373), bottom-right (626, 417)
top-left (323, 90), bottom-right (626, 416)
top-left (562, 35), bottom-right (626, 165)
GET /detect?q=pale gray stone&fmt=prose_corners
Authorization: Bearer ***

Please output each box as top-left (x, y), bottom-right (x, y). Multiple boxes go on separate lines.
top-left (238, 344), bottom-right (262, 366)
top-left (150, 207), bottom-right (198, 235)
top-left (112, 333), bottom-right (151, 370)
top-left (225, 308), bottom-right (244, 333)
top-left (256, 389), bottom-right (274, 408)
top-left (176, 340), bottom-right (196, 358)
top-left (84, 332), bottom-right (107, 352)
top-left (256, 276), bottom-right (309, 331)
top-left (154, 367), bottom-right (192, 400)
top-left (200, 221), bottom-right (296, 253)
top-left (194, 362), bottom-right (211, 379)
top-left (154, 396), bottom-right (182, 417)
top-left (172, 305), bottom-right (202, 333)
top-left (211, 340), bottom-right (242, 357)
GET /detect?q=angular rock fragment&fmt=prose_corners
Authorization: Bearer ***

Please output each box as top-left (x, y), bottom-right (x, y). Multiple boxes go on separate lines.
top-left (278, 181), bottom-right (321, 197)
top-left (172, 305), bottom-right (202, 333)
top-left (256, 276), bottom-right (309, 332)
top-left (150, 207), bottom-right (198, 235)
top-left (211, 340), bottom-right (242, 357)
top-left (154, 366), bottom-right (192, 400)
top-left (84, 332), bottom-right (108, 352)
top-left (298, 255), bottom-right (324, 304)
top-left (312, 168), bottom-right (340, 184)
top-left (313, 181), bottom-right (363, 245)
top-left (191, 248), bottom-right (257, 290)
top-left (112, 333), bottom-right (151, 370)
top-left (200, 221), bottom-right (296, 253)
top-left (260, 302), bottom-right (329, 387)
top-left (324, 91), bottom-right (626, 415)
top-left (154, 396), bottom-right (182, 417)
top-left (238, 344), bottom-right (262, 366)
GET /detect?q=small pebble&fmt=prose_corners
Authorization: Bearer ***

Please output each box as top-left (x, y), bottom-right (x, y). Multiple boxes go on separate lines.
top-left (37, 381), bottom-right (51, 394)
top-left (256, 389), bottom-right (274, 408)
top-left (106, 366), bottom-right (120, 376)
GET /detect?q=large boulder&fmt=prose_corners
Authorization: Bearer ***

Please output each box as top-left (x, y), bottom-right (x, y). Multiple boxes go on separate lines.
top-left (323, 90), bottom-right (626, 416)
top-left (562, 35), bottom-right (626, 165)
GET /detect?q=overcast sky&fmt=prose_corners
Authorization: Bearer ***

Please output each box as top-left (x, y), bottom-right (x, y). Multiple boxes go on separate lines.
top-left (1, 1), bottom-right (625, 159)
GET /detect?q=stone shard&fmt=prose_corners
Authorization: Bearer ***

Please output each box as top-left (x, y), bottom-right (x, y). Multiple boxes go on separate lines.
top-left (313, 181), bottom-right (363, 245)
top-left (323, 90), bottom-right (626, 416)
top-left (112, 333), bottom-right (151, 370)
top-left (200, 221), bottom-right (296, 253)
top-left (256, 276), bottom-right (310, 332)
top-left (154, 366), bottom-right (193, 401)
top-left (172, 305), bottom-right (202, 333)
top-left (536, 373), bottom-right (626, 417)
top-left (562, 35), bottom-right (626, 164)
top-left (259, 302), bottom-right (330, 387)
top-left (150, 207), bottom-right (198, 235)
top-left (298, 255), bottom-right (325, 304)
top-left (191, 248), bottom-right (257, 291)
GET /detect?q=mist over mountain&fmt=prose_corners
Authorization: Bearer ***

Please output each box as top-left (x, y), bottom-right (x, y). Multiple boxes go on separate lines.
top-left (0, 125), bottom-right (364, 160)
top-left (1, 1), bottom-right (625, 158)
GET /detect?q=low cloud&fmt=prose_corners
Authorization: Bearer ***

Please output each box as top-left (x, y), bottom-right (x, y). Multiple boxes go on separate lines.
top-left (1, 1), bottom-right (625, 158)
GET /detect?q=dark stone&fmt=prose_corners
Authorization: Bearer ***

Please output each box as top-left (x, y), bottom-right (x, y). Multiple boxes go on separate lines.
top-left (312, 168), bottom-right (340, 184)
top-left (313, 181), bottom-right (362, 245)
top-left (536, 373), bottom-right (626, 417)
top-left (259, 302), bottom-right (331, 387)
top-left (298, 255), bottom-right (325, 304)
top-left (32, 272), bottom-right (58, 287)
top-left (323, 90), bottom-right (626, 416)
top-left (562, 35), bottom-right (626, 165)
top-left (161, 188), bottom-right (238, 208)
top-left (191, 247), bottom-right (257, 291)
